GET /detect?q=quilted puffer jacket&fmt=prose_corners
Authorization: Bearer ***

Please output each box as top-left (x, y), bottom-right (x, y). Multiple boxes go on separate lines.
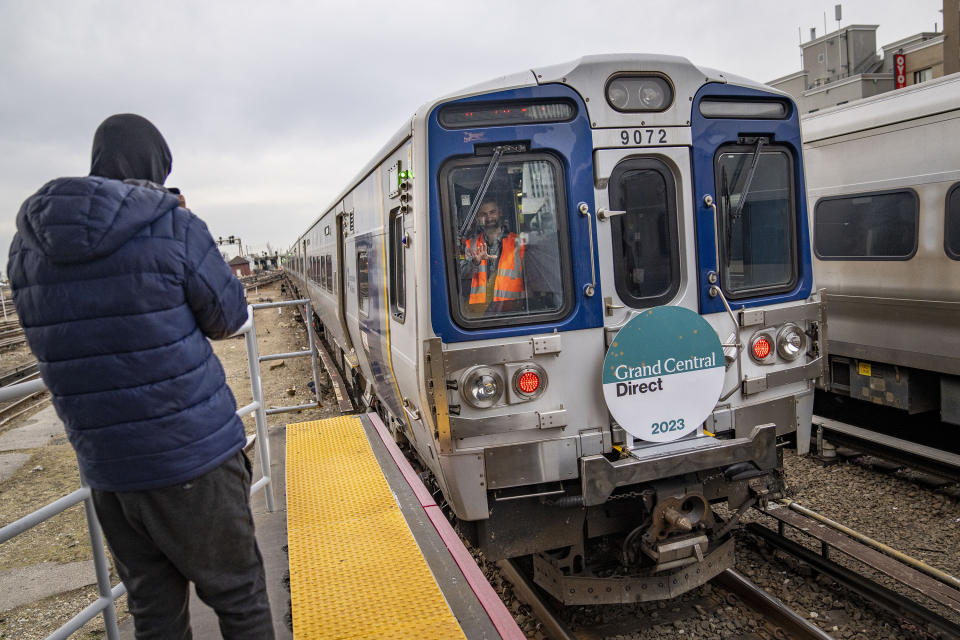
top-left (7, 176), bottom-right (248, 491)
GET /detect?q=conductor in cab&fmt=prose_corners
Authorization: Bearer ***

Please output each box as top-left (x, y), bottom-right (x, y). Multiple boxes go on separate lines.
top-left (459, 197), bottom-right (526, 316)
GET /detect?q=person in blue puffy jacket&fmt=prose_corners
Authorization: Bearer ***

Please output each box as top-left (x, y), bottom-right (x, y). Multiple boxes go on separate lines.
top-left (7, 114), bottom-right (273, 639)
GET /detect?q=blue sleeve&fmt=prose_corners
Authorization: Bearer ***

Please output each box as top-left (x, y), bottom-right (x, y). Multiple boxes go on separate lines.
top-left (183, 212), bottom-right (248, 339)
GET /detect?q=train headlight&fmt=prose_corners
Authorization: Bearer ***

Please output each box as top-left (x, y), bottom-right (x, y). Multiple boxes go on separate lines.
top-left (776, 324), bottom-right (806, 361)
top-left (605, 74), bottom-right (673, 112)
top-left (513, 364), bottom-right (547, 400)
top-left (749, 332), bottom-right (774, 363)
top-left (460, 366), bottom-right (503, 408)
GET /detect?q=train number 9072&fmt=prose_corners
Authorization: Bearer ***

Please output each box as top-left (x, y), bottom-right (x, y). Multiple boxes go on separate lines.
top-left (620, 128), bottom-right (668, 145)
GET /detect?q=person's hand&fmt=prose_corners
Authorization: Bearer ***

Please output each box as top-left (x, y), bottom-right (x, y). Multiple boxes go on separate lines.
top-left (466, 238), bottom-right (490, 263)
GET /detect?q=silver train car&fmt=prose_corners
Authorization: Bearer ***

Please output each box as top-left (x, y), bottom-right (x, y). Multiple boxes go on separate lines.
top-left (803, 73), bottom-right (960, 425)
top-left (287, 54), bottom-right (825, 603)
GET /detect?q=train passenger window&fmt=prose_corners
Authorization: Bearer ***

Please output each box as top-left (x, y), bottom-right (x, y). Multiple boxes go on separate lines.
top-left (325, 255), bottom-right (333, 291)
top-left (608, 158), bottom-right (680, 308)
top-left (814, 189), bottom-right (918, 260)
top-left (715, 144), bottom-right (796, 297)
top-left (440, 153), bottom-right (572, 328)
top-left (357, 251), bottom-right (369, 316)
top-left (389, 208), bottom-right (406, 321)
top-left (946, 183), bottom-right (960, 260)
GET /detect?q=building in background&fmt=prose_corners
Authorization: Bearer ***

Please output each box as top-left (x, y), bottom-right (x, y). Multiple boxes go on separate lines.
top-left (228, 255), bottom-right (253, 278)
top-left (769, 0), bottom-right (959, 113)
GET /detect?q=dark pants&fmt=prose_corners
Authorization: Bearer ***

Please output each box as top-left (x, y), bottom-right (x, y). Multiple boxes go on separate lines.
top-left (92, 450), bottom-right (274, 640)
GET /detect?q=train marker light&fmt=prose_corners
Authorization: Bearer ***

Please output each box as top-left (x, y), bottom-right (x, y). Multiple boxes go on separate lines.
top-left (517, 370), bottom-right (540, 394)
top-left (750, 334), bottom-right (773, 361)
top-left (513, 365), bottom-right (547, 400)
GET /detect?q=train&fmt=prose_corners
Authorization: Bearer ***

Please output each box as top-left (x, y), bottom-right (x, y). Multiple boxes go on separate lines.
top-left (285, 54), bottom-right (826, 604)
top-left (802, 73), bottom-right (960, 426)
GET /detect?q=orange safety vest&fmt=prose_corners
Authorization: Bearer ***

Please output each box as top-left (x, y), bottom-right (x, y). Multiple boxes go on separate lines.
top-left (465, 233), bottom-right (526, 305)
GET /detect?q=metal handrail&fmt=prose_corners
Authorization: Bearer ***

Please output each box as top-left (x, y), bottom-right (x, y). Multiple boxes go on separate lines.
top-left (0, 303), bottom-right (283, 640)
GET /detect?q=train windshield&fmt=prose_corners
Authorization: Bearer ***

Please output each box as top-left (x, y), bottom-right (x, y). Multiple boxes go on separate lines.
top-left (441, 153), bottom-right (570, 327)
top-left (715, 143), bottom-right (796, 297)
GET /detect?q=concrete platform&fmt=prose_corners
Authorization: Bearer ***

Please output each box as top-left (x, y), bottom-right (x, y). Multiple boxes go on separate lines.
top-left (117, 423), bottom-right (292, 639)
top-left (0, 405), bottom-right (65, 452)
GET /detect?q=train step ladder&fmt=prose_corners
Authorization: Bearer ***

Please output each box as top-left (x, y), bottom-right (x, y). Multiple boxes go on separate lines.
top-left (241, 297), bottom-right (322, 512)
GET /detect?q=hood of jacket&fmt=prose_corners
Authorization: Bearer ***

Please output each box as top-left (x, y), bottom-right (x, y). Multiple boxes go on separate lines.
top-left (14, 176), bottom-right (179, 264)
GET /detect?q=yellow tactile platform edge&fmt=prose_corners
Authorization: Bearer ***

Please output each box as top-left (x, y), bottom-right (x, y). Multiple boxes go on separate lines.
top-left (287, 416), bottom-right (466, 640)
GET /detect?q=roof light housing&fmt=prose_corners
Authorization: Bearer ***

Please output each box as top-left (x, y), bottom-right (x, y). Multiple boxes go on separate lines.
top-left (605, 74), bottom-right (674, 112)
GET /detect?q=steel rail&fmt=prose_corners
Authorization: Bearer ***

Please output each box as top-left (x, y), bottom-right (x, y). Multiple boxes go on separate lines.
top-left (496, 558), bottom-right (579, 640)
top-left (715, 568), bottom-right (834, 640)
top-left (778, 498), bottom-right (960, 591)
top-left (0, 360), bottom-right (39, 387)
top-left (746, 523), bottom-right (960, 638)
top-left (813, 415), bottom-right (960, 483)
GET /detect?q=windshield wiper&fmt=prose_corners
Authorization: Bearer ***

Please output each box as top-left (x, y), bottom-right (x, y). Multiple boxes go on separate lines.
top-left (458, 145), bottom-right (504, 238)
top-left (730, 138), bottom-right (765, 222)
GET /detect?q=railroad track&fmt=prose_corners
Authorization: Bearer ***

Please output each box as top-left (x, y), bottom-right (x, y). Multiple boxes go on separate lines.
top-left (495, 498), bottom-right (960, 639)
top-left (751, 499), bottom-right (960, 638)
top-left (497, 557), bottom-right (832, 640)
top-left (812, 414), bottom-right (960, 484)
top-left (0, 361), bottom-right (48, 425)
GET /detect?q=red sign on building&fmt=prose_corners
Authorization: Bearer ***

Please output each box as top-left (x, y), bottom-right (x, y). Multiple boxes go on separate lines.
top-left (894, 54), bottom-right (907, 88)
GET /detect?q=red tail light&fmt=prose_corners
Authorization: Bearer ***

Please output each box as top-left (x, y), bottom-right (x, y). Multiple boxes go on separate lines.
top-left (752, 336), bottom-right (772, 360)
top-left (517, 370), bottom-right (540, 394)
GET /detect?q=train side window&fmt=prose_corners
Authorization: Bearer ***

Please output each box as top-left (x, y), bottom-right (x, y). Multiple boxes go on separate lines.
top-left (946, 183), bottom-right (960, 260)
top-left (608, 158), bottom-right (680, 308)
top-left (324, 255), bottom-right (332, 291)
top-left (388, 207), bottom-right (406, 321)
top-left (439, 152), bottom-right (573, 329)
top-left (814, 189), bottom-right (918, 260)
top-left (357, 250), bottom-right (370, 316)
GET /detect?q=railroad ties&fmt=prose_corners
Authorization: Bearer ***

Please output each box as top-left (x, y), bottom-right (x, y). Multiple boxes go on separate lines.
top-left (752, 499), bottom-right (960, 638)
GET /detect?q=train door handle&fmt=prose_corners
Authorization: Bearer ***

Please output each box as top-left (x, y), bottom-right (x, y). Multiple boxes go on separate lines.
top-left (597, 208), bottom-right (626, 221)
top-left (604, 296), bottom-right (624, 316)
top-left (578, 202), bottom-right (596, 297)
top-left (403, 399), bottom-right (421, 422)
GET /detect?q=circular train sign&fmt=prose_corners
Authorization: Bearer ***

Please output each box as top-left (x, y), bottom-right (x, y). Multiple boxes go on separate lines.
top-left (602, 306), bottom-right (726, 443)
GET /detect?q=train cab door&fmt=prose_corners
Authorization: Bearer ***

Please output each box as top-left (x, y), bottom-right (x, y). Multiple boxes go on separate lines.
top-left (593, 147), bottom-right (699, 331)
top-left (335, 210), bottom-right (355, 357)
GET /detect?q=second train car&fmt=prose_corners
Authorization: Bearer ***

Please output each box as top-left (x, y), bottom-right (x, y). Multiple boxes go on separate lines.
top-left (286, 54), bottom-right (825, 603)
top-left (802, 73), bottom-right (960, 426)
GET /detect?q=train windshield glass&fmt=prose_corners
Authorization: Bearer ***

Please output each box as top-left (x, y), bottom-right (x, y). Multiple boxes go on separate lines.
top-left (715, 144), bottom-right (796, 297)
top-left (443, 154), bottom-right (569, 326)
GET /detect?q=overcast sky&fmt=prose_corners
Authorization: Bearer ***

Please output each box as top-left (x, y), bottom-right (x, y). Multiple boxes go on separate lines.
top-left (0, 0), bottom-right (942, 264)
